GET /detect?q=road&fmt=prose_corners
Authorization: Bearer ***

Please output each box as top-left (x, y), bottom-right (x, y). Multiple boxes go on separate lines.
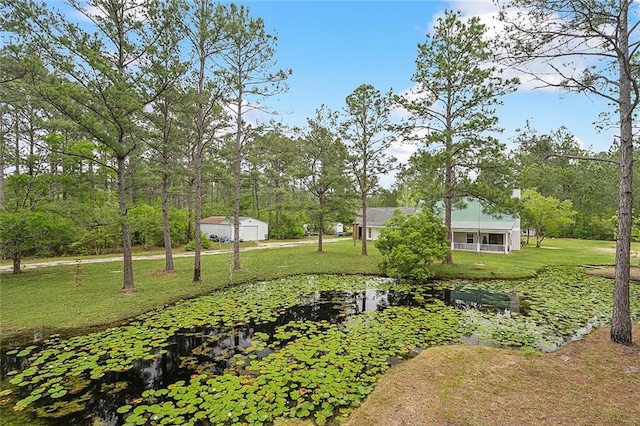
top-left (0, 238), bottom-right (345, 272)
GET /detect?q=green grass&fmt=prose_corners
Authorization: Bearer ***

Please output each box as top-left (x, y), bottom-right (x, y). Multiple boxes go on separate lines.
top-left (0, 238), bottom-right (624, 342)
top-left (434, 238), bottom-right (620, 278)
top-left (0, 241), bottom-right (380, 340)
top-left (0, 241), bottom-right (258, 267)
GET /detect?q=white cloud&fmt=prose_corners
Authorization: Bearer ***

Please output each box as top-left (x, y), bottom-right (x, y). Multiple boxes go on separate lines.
top-left (391, 84), bottom-right (447, 120)
top-left (449, 0), bottom-right (497, 16)
top-left (389, 85), bottom-right (421, 121)
top-left (440, 0), bottom-right (609, 93)
top-left (573, 136), bottom-right (587, 150)
top-left (388, 139), bottom-right (418, 165)
top-left (223, 100), bottom-right (272, 129)
top-left (447, 0), bottom-right (501, 35)
top-left (68, 1), bottom-right (149, 23)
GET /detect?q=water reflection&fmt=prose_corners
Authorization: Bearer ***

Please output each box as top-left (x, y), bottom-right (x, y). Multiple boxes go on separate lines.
top-left (447, 288), bottom-right (521, 314)
top-left (0, 280), bottom-right (519, 425)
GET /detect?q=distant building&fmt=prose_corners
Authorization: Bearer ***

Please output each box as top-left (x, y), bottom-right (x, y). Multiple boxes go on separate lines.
top-left (352, 195), bottom-right (520, 254)
top-left (440, 198), bottom-right (520, 254)
top-left (201, 216), bottom-right (268, 241)
top-left (353, 207), bottom-right (416, 241)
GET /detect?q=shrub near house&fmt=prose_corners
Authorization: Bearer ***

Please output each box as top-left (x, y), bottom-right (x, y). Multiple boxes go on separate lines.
top-left (375, 209), bottom-right (449, 280)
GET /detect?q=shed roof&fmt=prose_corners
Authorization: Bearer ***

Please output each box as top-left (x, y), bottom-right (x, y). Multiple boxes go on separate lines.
top-left (201, 216), bottom-right (266, 225)
top-left (201, 216), bottom-right (227, 224)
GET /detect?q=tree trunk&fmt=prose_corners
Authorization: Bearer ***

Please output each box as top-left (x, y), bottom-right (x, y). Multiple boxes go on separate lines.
top-left (192, 30), bottom-right (208, 283)
top-left (361, 194), bottom-right (368, 256)
top-left (443, 162), bottom-right (453, 264)
top-left (161, 152), bottom-right (174, 272)
top-left (613, 141), bottom-right (632, 344)
top-left (193, 146), bottom-right (202, 282)
top-left (317, 206), bottom-right (324, 253)
top-left (186, 178), bottom-right (193, 240)
top-left (275, 190), bottom-right (282, 231)
top-left (252, 168), bottom-right (260, 218)
top-left (233, 98), bottom-right (242, 270)
top-left (128, 166), bottom-right (135, 206)
top-left (49, 155), bottom-right (56, 201)
top-left (612, 6), bottom-right (633, 344)
top-left (0, 114), bottom-right (5, 210)
top-left (12, 250), bottom-right (21, 274)
top-left (117, 156), bottom-right (135, 292)
top-left (88, 158), bottom-right (95, 202)
top-left (14, 119), bottom-right (20, 177)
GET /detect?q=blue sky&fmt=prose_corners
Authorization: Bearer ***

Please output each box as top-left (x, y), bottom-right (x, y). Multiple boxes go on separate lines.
top-left (239, 0), bottom-right (617, 165)
top-left (35, 0), bottom-right (620, 181)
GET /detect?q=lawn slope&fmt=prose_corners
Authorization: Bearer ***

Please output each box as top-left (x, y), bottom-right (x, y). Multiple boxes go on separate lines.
top-left (347, 323), bottom-right (640, 426)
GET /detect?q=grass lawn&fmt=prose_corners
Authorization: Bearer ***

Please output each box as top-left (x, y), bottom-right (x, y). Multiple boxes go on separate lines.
top-left (431, 237), bottom-right (620, 278)
top-left (0, 238), bottom-right (638, 426)
top-left (0, 239), bottom-right (381, 340)
top-left (0, 238), bottom-right (627, 341)
top-left (347, 322), bottom-right (640, 426)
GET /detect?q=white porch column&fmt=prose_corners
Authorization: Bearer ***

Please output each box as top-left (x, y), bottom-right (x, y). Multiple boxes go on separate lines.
top-left (476, 230), bottom-right (480, 252)
top-left (504, 233), bottom-right (508, 253)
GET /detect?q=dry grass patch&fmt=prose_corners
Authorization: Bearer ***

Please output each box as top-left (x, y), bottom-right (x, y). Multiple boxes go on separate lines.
top-left (588, 266), bottom-right (640, 281)
top-left (347, 324), bottom-right (640, 426)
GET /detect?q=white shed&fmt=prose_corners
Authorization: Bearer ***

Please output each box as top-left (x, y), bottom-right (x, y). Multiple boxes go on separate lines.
top-left (201, 216), bottom-right (269, 241)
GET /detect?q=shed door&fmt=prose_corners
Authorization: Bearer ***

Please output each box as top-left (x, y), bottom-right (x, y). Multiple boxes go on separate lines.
top-left (243, 225), bottom-right (258, 241)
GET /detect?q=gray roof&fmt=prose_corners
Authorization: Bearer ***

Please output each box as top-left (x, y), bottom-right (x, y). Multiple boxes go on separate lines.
top-left (354, 207), bottom-right (416, 227)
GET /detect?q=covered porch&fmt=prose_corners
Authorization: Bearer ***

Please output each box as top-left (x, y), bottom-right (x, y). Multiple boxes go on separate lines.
top-left (452, 230), bottom-right (510, 254)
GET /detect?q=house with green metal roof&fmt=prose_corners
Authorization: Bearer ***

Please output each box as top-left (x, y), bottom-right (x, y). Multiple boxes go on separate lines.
top-left (441, 197), bottom-right (520, 254)
top-left (353, 198), bottom-right (519, 254)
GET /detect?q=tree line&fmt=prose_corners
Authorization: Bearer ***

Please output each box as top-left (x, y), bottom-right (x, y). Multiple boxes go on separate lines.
top-left (0, 0), bottom-right (400, 283)
top-left (1, 1), bottom-right (637, 344)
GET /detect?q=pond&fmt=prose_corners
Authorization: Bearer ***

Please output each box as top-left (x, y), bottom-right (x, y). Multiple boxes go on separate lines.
top-left (1, 268), bottom-right (638, 425)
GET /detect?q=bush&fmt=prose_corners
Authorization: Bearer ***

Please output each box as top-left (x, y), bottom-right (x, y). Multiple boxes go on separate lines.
top-left (375, 209), bottom-right (449, 280)
top-left (184, 233), bottom-right (212, 251)
top-left (129, 204), bottom-right (160, 250)
top-left (269, 214), bottom-right (305, 239)
top-left (1, 210), bottom-right (78, 272)
top-left (167, 209), bottom-right (190, 246)
top-left (587, 216), bottom-right (616, 241)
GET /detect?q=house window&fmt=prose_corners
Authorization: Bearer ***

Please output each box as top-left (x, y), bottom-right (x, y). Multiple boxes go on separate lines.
top-left (368, 228), bottom-right (372, 239)
top-left (466, 233), bottom-right (474, 244)
top-left (488, 233), bottom-right (504, 245)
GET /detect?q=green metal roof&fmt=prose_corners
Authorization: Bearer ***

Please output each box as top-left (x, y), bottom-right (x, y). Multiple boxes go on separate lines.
top-left (435, 198), bottom-right (517, 231)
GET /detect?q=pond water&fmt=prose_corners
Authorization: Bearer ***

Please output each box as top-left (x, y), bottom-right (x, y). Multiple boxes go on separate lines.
top-left (1, 270), bottom-right (626, 425)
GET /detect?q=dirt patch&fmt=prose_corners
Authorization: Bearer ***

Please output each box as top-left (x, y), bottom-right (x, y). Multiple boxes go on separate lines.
top-left (347, 324), bottom-right (640, 426)
top-left (591, 247), bottom-right (617, 254)
top-left (587, 266), bottom-right (640, 281)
